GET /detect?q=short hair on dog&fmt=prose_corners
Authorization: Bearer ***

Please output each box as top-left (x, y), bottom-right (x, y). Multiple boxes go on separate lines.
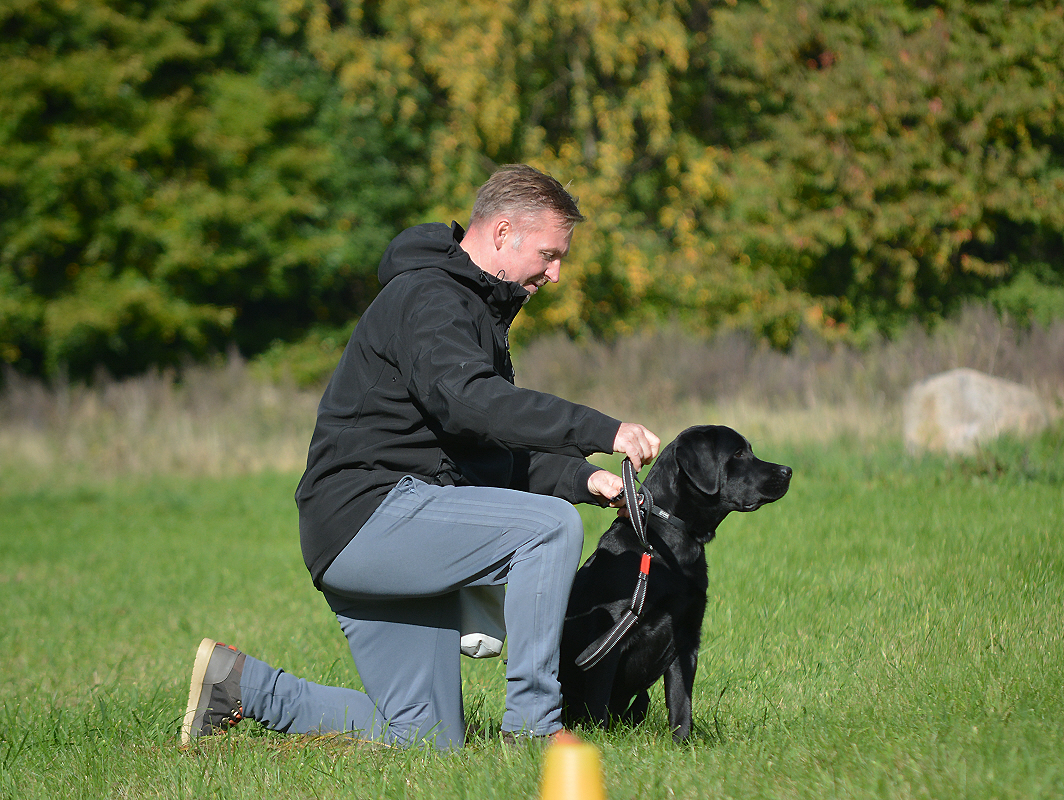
top-left (560, 425), bottom-right (792, 742)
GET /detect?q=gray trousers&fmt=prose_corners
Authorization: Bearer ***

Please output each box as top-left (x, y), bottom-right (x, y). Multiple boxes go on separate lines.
top-left (239, 476), bottom-right (585, 749)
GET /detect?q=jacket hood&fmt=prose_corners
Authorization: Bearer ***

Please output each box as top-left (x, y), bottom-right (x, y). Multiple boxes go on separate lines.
top-left (378, 222), bottom-right (530, 306)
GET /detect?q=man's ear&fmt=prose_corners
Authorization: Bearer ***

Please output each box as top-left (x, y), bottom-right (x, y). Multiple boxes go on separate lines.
top-left (493, 218), bottom-right (512, 251)
top-left (675, 432), bottom-right (722, 497)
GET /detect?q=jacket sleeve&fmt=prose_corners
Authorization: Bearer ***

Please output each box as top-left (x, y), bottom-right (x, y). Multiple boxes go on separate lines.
top-left (394, 279), bottom-right (620, 458)
top-left (509, 450), bottom-right (606, 505)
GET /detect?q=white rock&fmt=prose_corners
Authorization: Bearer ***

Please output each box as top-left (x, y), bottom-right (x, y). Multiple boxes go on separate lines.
top-left (902, 368), bottom-right (1049, 455)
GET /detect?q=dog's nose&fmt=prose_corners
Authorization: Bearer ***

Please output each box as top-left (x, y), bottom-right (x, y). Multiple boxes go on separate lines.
top-left (779, 465), bottom-right (793, 480)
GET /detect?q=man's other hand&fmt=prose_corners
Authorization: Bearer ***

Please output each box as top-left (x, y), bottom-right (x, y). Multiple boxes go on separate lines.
top-left (612, 423), bottom-right (660, 471)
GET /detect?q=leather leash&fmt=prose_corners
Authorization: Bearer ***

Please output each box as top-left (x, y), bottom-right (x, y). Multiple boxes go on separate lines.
top-left (575, 458), bottom-right (687, 670)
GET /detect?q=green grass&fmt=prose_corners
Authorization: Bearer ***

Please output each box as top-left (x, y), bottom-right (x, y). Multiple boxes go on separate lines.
top-left (1, 434), bottom-right (1062, 799)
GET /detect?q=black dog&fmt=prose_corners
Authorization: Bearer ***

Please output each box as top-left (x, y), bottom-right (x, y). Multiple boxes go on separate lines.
top-left (559, 425), bottom-right (792, 742)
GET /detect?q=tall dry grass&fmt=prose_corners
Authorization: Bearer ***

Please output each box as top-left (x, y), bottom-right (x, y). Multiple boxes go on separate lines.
top-left (517, 304), bottom-right (1064, 442)
top-left (0, 356), bottom-right (318, 486)
top-left (1, 305), bottom-right (1061, 485)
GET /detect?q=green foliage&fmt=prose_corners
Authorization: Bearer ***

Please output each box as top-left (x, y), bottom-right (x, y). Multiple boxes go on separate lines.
top-left (43, 268), bottom-right (234, 376)
top-left (251, 320), bottom-right (355, 387)
top-left (0, 0), bottom-right (423, 380)
top-left (952, 419), bottom-right (1064, 484)
top-left (4, 0), bottom-right (1064, 379)
top-left (989, 266), bottom-right (1064, 327)
top-left (703, 0), bottom-right (1064, 336)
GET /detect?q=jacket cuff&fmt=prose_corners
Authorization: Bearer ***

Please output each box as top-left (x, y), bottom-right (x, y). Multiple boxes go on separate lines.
top-left (571, 459), bottom-right (606, 506)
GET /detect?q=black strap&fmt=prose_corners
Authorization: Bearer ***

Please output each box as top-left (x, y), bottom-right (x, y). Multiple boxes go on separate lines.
top-left (575, 459), bottom-right (655, 670)
top-left (575, 550), bottom-right (650, 669)
top-left (647, 501), bottom-right (687, 534)
top-left (574, 459), bottom-right (693, 670)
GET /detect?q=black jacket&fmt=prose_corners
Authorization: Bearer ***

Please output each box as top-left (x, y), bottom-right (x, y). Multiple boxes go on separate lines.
top-left (295, 222), bottom-right (621, 586)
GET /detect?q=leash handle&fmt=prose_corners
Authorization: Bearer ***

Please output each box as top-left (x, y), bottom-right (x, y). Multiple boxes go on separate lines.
top-left (622, 458), bottom-right (649, 550)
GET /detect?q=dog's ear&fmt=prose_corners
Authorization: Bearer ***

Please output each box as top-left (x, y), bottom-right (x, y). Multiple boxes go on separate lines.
top-left (674, 430), bottom-right (724, 498)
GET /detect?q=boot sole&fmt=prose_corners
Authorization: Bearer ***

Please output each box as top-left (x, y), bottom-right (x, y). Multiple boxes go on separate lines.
top-left (180, 637), bottom-right (218, 745)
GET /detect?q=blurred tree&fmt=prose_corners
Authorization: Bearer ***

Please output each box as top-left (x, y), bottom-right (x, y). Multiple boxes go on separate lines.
top-left (0, 0), bottom-right (423, 380)
top-left (285, 0), bottom-right (763, 341)
top-left (703, 0), bottom-right (1064, 339)
top-left (5, 0), bottom-right (1064, 382)
top-left (297, 0), bottom-right (1064, 344)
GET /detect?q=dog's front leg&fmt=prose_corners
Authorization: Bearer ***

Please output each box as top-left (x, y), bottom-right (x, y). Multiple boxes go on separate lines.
top-left (662, 649), bottom-right (697, 742)
top-left (581, 654), bottom-right (622, 728)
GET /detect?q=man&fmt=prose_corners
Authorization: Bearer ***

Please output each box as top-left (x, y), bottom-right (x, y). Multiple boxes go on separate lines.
top-left (181, 164), bottom-right (660, 749)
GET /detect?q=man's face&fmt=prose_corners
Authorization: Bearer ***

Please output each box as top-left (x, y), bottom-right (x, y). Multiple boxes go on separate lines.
top-left (497, 213), bottom-right (573, 294)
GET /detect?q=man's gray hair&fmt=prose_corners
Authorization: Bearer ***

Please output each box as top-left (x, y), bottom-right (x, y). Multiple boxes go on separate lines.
top-left (469, 164), bottom-right (585, 232)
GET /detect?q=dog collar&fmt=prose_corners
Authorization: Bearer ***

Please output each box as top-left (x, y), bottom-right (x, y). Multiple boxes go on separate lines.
top-left (647, 502), bottom-right (687, 534)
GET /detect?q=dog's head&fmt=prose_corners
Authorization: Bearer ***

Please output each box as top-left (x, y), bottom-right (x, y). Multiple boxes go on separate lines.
top-left (646, 425), bottom-right (792, 540)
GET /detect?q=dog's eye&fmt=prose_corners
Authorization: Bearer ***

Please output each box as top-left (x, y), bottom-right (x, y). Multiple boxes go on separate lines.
top-left (733, 449), bottom-right (746, 460)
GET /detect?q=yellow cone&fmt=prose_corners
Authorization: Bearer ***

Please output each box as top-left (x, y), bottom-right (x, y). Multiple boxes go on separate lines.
top-left (539, 732), bottom-right (606, 800)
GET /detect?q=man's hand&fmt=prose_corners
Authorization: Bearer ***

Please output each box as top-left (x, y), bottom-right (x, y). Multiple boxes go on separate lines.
top-left (587, 469), bottom-right (625, 506)
top-left (586, 423), bottom-right (660, 506)
top-left (586, 422), bottom-right (660, 506)
top-left (613, 422), bottom-right (660, 471)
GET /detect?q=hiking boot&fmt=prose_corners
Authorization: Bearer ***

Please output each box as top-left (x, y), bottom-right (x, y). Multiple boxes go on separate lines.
top-left (180, 638), bottom-right (246, 745)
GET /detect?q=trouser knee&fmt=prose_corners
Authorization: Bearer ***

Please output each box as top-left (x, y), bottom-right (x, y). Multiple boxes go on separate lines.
top-left (386, 703), bottom-right (463, 750)
top-left (530, 497), bottom-right (585, 566)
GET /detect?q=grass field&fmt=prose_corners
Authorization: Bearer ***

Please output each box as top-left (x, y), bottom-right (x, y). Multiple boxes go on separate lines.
top-left (1, 423), bottom-right (1062, 799)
